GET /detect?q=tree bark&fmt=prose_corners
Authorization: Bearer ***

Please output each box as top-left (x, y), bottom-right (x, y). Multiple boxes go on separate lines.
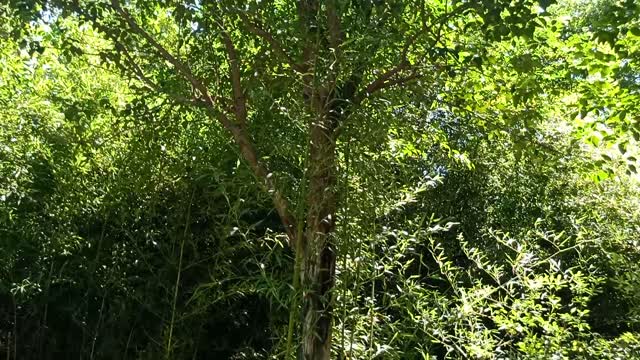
top-left (300, 92), bottom-right (338, 360)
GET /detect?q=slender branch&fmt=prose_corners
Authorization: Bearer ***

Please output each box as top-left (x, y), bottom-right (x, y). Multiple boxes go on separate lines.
top-left (217, 22), bottom-right (297, 240)
top-left (77, 10), bottom-right (207, 108)
top-left (237, 12), bottom-right (304, 72)
top-left (376, 70), bottom-right (423, 90)
top-left (110, 0), bottom-right (210, 100)
top-left (354, 31), bottom-right (422, 100)
top-left (110, 45), bottom-right (205, 107)
top-left (362, 60), bottom-right (410, 96)
top-left (222, 119), bottom-right (298, 244)
top-left (109, 0), bottom-right (298, 244)
top-left (216, 27), bottom-right (297, 242)
top-left (219, 29), bottom-right (248, 127)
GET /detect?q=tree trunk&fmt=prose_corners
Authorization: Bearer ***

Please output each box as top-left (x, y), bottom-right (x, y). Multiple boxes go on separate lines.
top-left (300, 96), bottom-right (337, 360)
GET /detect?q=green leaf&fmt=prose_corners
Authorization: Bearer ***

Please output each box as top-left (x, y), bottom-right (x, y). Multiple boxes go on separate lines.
top-left (619, 110), bottom-right (627, 121)
top-left (618, 142), bottom-right (627, 154)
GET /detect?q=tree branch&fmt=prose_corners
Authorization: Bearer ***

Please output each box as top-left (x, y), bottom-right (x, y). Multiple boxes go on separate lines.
top-left (353, 28), bottom-right (426, 103)
top-left (237, 12), bottom-right (304, 73)
top-left (325, 0), bottom-right (343, 53)
top-left (110, 44), bottom-right (205, 107)
top-left (297, 0), bottom-right (319, 96)
top-left (376, 70), bottom-right (423, 90)
top-left (111, 0), bottom-right (211, 102)
top-left (219, 28), bottom-right (248, 127)
top-left (110, 0), bottom-right (298, 245)
top-left (362, 60), bottom-right (410, 96)
top-left (226, 121), bottom-right (298, 244)
top-left (216, 26), bottom-right (298, 243)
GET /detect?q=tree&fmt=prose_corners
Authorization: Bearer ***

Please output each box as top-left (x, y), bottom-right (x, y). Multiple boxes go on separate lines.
top-left (5, 0), bottom-right (556, 358)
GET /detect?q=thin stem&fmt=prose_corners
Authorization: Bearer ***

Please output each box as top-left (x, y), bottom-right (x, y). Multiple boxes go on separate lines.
top-left (368, 212), bottom-right (377, 359)
top-left (340, 134), bottom-right (351, 357)
top-left (90, 292), bottom-right (107, 360)
top-left (123, 322), bottom-right (135, 359)
top-left (348, 223), bottom-right (365, 358)
top-left (13, 295), bottom-right (17, 360)
top-left (368, 269), bottom-right (376, 360)
top-left (166, 189), bottom-right (195, 358)
top-left (39, 261), bottom-right (54, 359)
top-left (285, 139), bottom-right (310, 359)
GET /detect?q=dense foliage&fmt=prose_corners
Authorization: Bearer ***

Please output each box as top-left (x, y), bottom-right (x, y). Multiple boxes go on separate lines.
top-left (1, 0), bottom-right (640, 359)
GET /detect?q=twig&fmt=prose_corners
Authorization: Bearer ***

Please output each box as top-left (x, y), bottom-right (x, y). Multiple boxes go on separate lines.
top-left (237, 12), bottom-right (304, 72)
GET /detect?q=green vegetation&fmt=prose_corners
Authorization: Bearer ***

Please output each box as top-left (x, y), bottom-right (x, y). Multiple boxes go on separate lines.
top-left (1, 0), bottom-right (640, 358)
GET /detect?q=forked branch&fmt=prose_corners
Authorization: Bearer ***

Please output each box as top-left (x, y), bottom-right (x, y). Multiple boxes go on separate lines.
top-left (237, 12), bottom-right (304, 73)
top-left (354, 29), bottom-right (427, 104)
top-left (109, 0), bottom-right (298, 245)
top-left (111, 0), bottom-right (210, 101)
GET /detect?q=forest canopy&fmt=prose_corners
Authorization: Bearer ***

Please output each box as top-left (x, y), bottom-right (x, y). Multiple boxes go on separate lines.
top-left (1, 0), bottom-right (640, 359)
